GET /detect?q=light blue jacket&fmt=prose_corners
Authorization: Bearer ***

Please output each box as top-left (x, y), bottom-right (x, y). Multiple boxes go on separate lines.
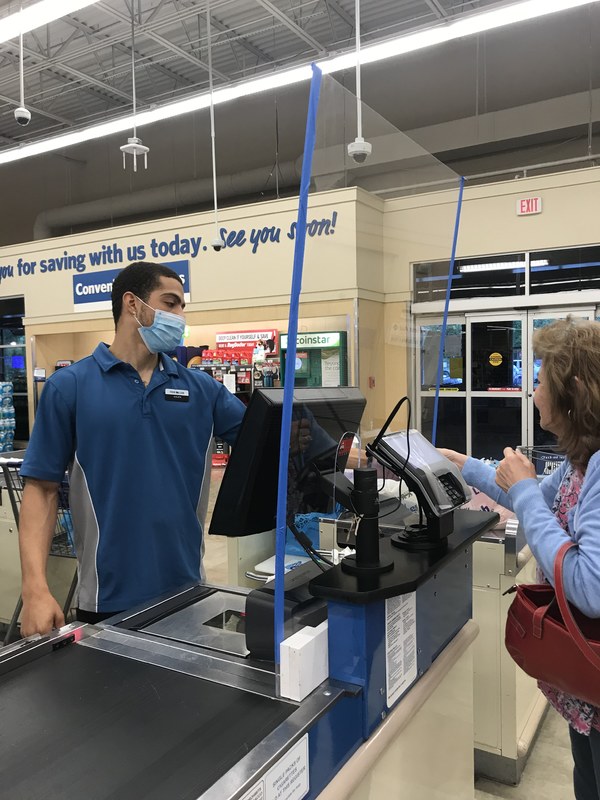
top-left (463, 453), bottom-right (600, 618)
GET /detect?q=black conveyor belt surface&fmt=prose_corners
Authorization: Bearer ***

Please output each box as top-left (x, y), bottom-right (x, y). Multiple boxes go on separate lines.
top-left (0, 643), bottom-right (294, 800)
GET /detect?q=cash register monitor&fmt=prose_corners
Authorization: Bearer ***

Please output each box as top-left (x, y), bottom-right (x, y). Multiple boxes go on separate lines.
top-left (209, 387), bottom-right (366, 537)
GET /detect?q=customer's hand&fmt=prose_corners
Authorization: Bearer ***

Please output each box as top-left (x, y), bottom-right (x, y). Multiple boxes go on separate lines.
top-left (438, 448), bottom-right (469, 471)
top-left (495, 447), bottom-right (536, 492)
top-left (20, 589), bottom-right (65, 638)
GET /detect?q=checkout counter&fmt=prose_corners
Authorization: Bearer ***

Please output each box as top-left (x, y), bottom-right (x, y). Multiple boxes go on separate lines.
top-left (473, 519), bottom-right (546, 784)
top-left (0, 391), bottom-right (499, 799)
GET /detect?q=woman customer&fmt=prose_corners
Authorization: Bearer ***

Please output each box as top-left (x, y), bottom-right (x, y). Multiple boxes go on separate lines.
top-left (441, 317), bottom-right (600, 800)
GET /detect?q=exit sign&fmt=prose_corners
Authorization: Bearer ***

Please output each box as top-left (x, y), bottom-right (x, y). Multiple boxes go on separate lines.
top-left (517, 196), bottom-right (543, 216)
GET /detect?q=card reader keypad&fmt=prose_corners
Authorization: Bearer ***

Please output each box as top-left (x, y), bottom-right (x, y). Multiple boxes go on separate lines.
top-left (439, 473), bottom-right (465, 506)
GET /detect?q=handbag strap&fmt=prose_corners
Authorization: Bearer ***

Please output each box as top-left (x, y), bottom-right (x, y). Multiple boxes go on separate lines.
top-left (554, 540), bottom-right (600, 672)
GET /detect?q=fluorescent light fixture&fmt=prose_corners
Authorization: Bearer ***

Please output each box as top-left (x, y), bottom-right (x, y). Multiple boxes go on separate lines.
top-left (460, 259), bottom-right (548, 273)
top-left (0, 65), bottom-right (313, 165)
top-left (321, 0), bottom-right (599, 73)
top-left (0, 1), bottom-right (98, 45)
top-left (0, 0), bottom-right (597, 165)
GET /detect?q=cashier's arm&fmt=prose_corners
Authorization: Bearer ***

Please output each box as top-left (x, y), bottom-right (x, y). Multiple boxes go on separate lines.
top-left (18, 478), bottom-right (65, 637)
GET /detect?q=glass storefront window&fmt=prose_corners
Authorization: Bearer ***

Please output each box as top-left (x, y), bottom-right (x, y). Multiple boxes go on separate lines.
top-left (420, 324), bottom-right (465, 389)
top-left (420, 397), bottom-right (466, 453)
top-left (0, 329), bottom-right (25, 346)
top-left (471, 397), bottom-right (522, 460)
top-left (0, 299), bottom-right (27, 443)
top-left (471, 320), bottom-right (522, 391)
top-left (1, 348), bottom-right (26, 384)
top-left (414, 246), bottom-right (600, 305)
top-left (530, 246), bottom-right (600, 294)
top-left (414, 253), bottom-right (525, 303)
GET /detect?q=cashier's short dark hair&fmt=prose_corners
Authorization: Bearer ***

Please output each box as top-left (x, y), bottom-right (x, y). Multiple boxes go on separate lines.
top-left (111, 261), bottom-right (183, 325)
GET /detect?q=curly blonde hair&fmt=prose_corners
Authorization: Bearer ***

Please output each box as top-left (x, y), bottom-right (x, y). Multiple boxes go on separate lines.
top-left (533, 317), bottom-right (600, 471)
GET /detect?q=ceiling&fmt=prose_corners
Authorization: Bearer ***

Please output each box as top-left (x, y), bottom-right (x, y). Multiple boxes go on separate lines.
top-left (0, 0), bottom-right (537, 149)
top-left (1, 1), bottom-right (600, 244)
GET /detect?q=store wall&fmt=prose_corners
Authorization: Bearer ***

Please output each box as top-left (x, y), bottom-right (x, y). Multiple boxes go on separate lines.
top-left (383, 166), bottom-right (600, 298)
top-left (355, 192), bottom-right (389, 432)
top-left (0, 188), bottom-right (362, 430)
top-left (9, 168), bottom-right (600, 441)
top-left (356, 300), bottom-right (385, 436)
top-left (30, 303), bottom-right (354, 370)
top-left (383, 302), bottom-right (411, 430)
top-left (0, 187), bottom-right (358, 325)
top-left (28, 300), bottom-right (356, 429)
top-left (356, 191), bottom-right (385, 298)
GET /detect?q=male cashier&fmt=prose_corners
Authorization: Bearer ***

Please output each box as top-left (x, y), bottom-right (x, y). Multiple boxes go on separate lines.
top-left (19, 261), bottom-right (245, 636)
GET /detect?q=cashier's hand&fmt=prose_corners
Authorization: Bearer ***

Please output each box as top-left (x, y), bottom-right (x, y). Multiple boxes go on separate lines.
top-left (20, 589), bottom-right (65, 638)
top-left (438, 448), bottom-right (468, 471)
top-left (495, 448), bottom-right (536, 492)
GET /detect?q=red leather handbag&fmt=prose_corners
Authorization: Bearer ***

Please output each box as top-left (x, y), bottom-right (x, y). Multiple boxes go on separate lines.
top-left (505, 540), bottom-right (600, 707)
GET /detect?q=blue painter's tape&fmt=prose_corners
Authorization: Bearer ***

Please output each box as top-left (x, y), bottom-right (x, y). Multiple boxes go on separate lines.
top-left (274, 64), bottom-right (323, 664)
top-left (432, 177), bottom-right (465, 446)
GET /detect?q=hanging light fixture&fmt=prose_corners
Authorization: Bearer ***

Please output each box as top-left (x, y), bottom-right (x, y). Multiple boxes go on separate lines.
top-left (347, 0), bottom-right (371, 164)
top-left (207, 0), bottom-right (225, 251)
top-left (120, 2), bottom-right (148, 171)
top-left (0, 0), bottom-right (597, 166)
top-left (14, 4), bottom-right (30, 127)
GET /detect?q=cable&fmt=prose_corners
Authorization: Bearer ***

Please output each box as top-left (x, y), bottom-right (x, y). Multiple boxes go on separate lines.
top-left (287, 519), bottom-right (331, 570)
top-left (348, 476), bottom-right (403, 522)
top-left (376, 464), bottom-right (386, 493)
top-left (355, 0), bottom-right (363, 141)
top-left (19, 29), bottom-right (24, 110)
top-left (332, 430), bottom-right (361, 512)
top-left (207, 0), bottom-right (220, 244)
top-left (357, 396), bottom-right (413, 522)
top-left (368, 397), bottom-right (412, 489)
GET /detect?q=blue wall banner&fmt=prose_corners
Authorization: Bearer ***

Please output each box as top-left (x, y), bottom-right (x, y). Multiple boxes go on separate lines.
top-left (73, 260), bottom-right (190, 312)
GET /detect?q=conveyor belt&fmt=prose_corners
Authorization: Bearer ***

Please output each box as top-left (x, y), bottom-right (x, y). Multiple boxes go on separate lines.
top-left (0, 643), bottom-right (294, 800)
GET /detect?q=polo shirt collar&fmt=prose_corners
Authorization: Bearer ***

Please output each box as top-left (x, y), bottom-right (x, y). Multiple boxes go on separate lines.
top-left (159, 352), bottom-right (179, 376)
top-left (93, 342), bottom-right (178, 376)
top-left (93, 343), bottom-right (120, 372)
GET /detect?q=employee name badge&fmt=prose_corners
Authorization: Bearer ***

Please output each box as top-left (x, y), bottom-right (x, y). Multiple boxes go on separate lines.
top-left (165, 388), bottom-right (190, 403)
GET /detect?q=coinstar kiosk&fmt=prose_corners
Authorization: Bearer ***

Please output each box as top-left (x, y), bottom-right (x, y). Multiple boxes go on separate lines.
top-left (280, 331), bottom-right (348, 387)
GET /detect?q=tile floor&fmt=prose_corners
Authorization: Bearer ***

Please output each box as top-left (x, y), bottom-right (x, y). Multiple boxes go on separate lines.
top-left (204, 468), bottom-right (578, 800)
top-left (475, 708), bottom-right (576, 800)
top-left (203, 467), bottom-right (228, 585)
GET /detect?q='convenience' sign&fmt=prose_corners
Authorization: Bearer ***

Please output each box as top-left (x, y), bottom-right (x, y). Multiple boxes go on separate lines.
top-left (73, 260), bottom-right (190, 312)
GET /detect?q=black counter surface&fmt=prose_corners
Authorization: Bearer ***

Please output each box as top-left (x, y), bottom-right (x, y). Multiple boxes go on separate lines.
top-left (0, 643), bottom-right (294, 800)
top-left (309, 509), bottom-right (499, 603)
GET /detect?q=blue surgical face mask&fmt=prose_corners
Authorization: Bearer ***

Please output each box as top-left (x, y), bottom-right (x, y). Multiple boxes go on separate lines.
top-left (134, 296), bottom-right (185, 354)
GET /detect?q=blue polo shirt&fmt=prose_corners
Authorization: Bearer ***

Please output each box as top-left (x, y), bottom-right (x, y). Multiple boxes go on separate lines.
top-left (21, 343), bottom-right (245, 613)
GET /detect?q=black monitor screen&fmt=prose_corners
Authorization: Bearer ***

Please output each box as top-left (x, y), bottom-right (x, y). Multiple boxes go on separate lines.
top-left (209, 387), bottom-right (366, 537)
